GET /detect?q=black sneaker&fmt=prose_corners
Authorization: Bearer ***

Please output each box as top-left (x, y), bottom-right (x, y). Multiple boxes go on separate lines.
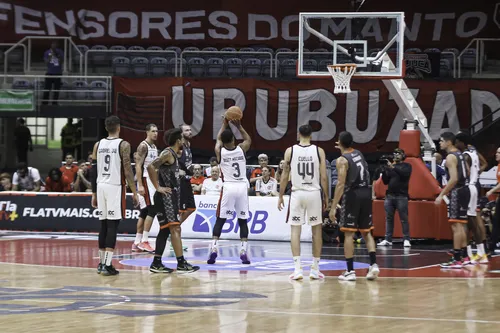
top-left (150, 262), bottom-right (174, 273)
top-left (97, 263), bottom-right (103, 274)
top-left (177, 261), bottom-right (200, 273)
top-left (101, 265), bottom-right (119, 276)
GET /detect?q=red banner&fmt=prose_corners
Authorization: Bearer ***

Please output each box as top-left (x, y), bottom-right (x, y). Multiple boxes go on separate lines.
top-left (0, 1), bottom-right (499, 49)
top-left (113, 77), bottom-right (500, 154)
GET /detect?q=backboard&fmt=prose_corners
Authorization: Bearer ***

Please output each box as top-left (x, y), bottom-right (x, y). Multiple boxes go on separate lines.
top-left (297, 12), bottom-right (405, 78)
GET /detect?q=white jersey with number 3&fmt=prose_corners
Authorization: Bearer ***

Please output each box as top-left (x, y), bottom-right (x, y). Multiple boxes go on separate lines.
top-left (290, 144), bottom-right (321, 191)
top-left (97, 138), bottom-right (123, 186)
top-left (220, 146), bottom-right (247, 182)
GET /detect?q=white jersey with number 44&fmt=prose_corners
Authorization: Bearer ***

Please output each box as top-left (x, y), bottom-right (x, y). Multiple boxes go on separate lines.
top-left (220, 146), bottom-right (247, 182)
top-left (290, 144), bottom-right (321, 191)
top-left (97, 138), bottom-right (123, 186)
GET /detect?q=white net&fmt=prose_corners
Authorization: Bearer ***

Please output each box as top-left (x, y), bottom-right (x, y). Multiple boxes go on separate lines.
top-left (327, 64), bottom-right (357, 94)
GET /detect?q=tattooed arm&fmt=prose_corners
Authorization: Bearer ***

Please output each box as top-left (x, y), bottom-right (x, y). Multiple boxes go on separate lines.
top-left (135, 142), bottom-right (148, 196)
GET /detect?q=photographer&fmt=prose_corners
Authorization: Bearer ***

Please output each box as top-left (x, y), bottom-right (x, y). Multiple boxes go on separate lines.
top-left (378, 148), bottom-right (412, 247)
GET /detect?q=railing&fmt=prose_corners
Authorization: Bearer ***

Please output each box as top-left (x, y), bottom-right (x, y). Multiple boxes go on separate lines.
top-left (458, 38), bottom-right (500, 78)
top-left (3, 36), bottom-right (83, 80)
top-left (1, 43), bottom-right (28, 73)
top-left (469, 106), bottom-right (500, 136)
top-left (180, 50), bottom-right (274, 78)
top-left (84, 49), bottom-right (178, 77)
top-left (0, 74), bottom-right (112, 115)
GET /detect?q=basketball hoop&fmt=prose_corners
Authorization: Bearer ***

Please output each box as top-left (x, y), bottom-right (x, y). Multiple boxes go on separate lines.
top-left (327, 64), bottom-right (357, 94)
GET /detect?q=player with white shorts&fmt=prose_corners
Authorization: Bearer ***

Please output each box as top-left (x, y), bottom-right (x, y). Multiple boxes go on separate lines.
top-left (207, 114), bottom-right (252, 265)
top-left (133, 124), bottom-right (159, 253)
top-left (455, 131), bottom-right (488, 264)
top-left (278, 124), bottom-right (329, 280)
top-left (91, 115), bottom-right (138, 276)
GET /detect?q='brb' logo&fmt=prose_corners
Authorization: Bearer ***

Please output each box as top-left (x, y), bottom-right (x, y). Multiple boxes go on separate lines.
top-left (192, 201), bottom-right (267, 234)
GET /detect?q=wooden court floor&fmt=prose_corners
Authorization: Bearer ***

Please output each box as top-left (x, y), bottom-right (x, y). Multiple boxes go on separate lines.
top-left (0, 233), bottom-right (499, 333)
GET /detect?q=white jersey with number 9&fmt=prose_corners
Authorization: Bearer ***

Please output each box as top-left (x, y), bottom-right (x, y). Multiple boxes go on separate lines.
top-left (290, 144), bottom-right (321, 192)
top-left (97, 138), bottom-right (123, 186)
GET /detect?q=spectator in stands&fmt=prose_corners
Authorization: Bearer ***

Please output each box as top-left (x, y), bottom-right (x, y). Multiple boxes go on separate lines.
top-left (275, 159), bottom-right (285, 184)
top-left (255, 166), bottom-right (278, 197)
top-left (44, 168), bottom-right (72, 192)
top-left (250, 153), bottom-right (275, 187)
top-left (12, 162), bottom-right (41, 192)
top-left (60, 154), bottom-right (79, 182)
top-left (425, 159), bottom-right (445, 187)
top-left (60, 118), bottom-right (76, 160)
top-left (190, 164), bottom-right (205, 195)
top-left (204, 157), bottom-right (218, 177)
top-left (331, 159), bottom-right (338, 196)
top-left (74, 120), bottom-right (83, 160)
top-left (201, 166), bottom-right (223, 196)
top-left (434, 152), bottom-right (444, 167)
top-left (14, 118), bottom-right (33, 164)
top-left (42, 41), bottom-right (63, 105)
top-left (74, 160), bottom-right (91, 192)
top-left (0, 173), bottom-right (12, 191)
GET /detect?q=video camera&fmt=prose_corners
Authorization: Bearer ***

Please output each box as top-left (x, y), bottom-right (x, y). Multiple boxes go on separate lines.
top-left (379, 154), bottom-right (393, 165)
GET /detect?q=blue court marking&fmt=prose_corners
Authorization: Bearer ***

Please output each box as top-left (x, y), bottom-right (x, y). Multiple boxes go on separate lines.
top-left (120, 257), bottom-right (370, 271)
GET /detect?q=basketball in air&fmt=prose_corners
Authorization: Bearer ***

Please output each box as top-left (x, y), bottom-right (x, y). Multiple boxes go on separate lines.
top-left (225, 106), bottom-right (243, 121)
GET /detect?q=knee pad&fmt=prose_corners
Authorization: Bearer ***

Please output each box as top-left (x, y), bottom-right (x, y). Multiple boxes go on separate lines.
top-left (139, 207), bottom-right (148, 219)
top-left (146, 205), bottom-right (156, 218)
top-left (238, 219), bottom-right (249, 239)
top-left (105, 220), bottom-right (120, 249)
top-left (98, 220), bottom-right (107, 249)
top-left (213, 218), bottom-right (226, 238)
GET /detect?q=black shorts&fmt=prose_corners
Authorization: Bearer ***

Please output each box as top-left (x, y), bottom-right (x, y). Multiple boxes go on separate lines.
top-left (340, 187), bottom-right (373, 232)
top-left (154, 190), bottom-right (180, 229)
top-left (448, 186), bottom-right (469, 223)
top-left (179, 178), bottom-right (196, 212)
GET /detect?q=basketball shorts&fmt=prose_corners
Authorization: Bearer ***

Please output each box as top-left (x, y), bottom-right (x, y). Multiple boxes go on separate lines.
top-left (217, 181), bottom-right (249, 219)
top-left (139, 176), bottom-right (156, 209)
top-left (448, 186), bottom-right (469, 223)
top-left (179, 178), bottom-right (196, 212)
top-left (286, 190), bottom-right (323, 226)
top-left (467, 184), bottom-right (478, 217)
top-left (154, 190), bottom-right (180, 229)
top-left (96, 183), bottom-right (125, 221)
top-left (339, 187), bottom-right (373, 232)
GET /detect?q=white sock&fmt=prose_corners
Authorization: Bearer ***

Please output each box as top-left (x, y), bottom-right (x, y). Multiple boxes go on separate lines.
top-left (477, 243), bottom-right (485, 256)
top-left (467, 245), bottom-right (473, 258)
top-left (293, 256), bottom-right (301, 271)
top-left (142, 231), bottom-right (150, 243)
top-left (134, 233), bottom-right (143, 245)
top-left (240, 241), bottom-right (248, 253)
top-left (104, 251), bottom-right (114, 266)
top-left (312, 257), bottom-right (320, 270)
top-left (211, 239), bottom-right (218, 250)
top-left (99, 250), bottom-right (105, 264)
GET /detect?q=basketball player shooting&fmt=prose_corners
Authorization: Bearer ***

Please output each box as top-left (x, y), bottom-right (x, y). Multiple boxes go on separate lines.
top-left (435, 132), bottom-right (469, 269)
top-left (147, 128), bottom-right (199, 274)
top-left (132, 124), bottom-right (159, 253)
top-left (91, 115), bottom-right (139, 276)
top-left (207, 108), bottom-right (252, 265)
top-left (329, 131), bottom-right (379, 281)
top-left (277, 124), bottom-right (329, 280)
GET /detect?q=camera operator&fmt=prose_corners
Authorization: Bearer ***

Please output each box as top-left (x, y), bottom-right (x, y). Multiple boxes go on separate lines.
top-left (377, 148), bottom-right (412, 247)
